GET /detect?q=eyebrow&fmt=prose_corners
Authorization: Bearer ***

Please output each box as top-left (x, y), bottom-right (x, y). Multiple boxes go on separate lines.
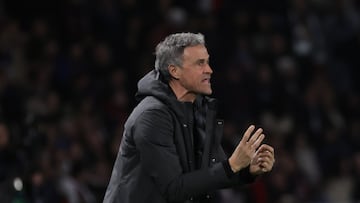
top-left (195, 58), bottom-right (209, 64)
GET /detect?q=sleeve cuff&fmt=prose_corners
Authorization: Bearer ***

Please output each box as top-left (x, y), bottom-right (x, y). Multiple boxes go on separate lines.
top-left (238, 166), bottom-right (257, 183)
top-left (222, 160), bottom-right (236, 178)
top-left (222, 160), bottom-right (257, 183)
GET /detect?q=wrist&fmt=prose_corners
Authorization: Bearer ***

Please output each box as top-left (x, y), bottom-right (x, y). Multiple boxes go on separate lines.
top-left (222, 160), bottom-right (236, 178)
top-left (228, 158), bottom-right (239, 173)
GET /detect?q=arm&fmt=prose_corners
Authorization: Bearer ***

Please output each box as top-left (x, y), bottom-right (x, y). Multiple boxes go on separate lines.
top-left (133, 109), bottom-right (250, 201)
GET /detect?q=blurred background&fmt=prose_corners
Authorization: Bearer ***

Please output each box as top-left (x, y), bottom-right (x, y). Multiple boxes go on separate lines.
top-left (0, 0), bottom-right (360, 202)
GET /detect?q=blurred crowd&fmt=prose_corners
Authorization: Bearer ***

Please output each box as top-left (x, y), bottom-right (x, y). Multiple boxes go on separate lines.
top-left (0, 0), bottom-right (360, 202)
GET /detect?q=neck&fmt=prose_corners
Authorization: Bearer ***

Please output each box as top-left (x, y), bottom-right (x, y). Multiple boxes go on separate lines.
top-left (169, 80), bottom-right (196, 102)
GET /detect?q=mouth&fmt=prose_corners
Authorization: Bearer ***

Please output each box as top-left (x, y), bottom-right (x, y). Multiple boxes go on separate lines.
top-left (202, 78), bottom-right (211, 84)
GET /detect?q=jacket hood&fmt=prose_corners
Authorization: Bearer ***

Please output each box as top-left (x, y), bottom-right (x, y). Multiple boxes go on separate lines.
top-left (135, 69), bottom-right (176, 104)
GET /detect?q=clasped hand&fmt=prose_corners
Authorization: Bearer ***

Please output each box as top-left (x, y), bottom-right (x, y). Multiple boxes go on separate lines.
top-left (228, 125), bottom-right (275, 175)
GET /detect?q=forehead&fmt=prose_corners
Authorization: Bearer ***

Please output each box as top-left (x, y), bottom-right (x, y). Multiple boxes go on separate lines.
top-left (183, 45), bottom-right (209, 61)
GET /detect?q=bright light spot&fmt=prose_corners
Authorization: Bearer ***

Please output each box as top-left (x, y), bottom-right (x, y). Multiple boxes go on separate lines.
top-left (13, 177), bottom-right (23, 191)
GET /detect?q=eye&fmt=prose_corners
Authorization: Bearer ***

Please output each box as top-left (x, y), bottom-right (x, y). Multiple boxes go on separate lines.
top-left (197, 59), bottom-right (209, 66)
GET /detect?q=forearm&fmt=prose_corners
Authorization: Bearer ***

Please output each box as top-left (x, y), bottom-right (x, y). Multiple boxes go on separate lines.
top-left (164, 161), bottom-right (255, 202)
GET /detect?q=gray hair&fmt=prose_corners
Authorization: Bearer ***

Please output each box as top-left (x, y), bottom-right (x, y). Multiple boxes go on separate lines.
top-left (154, 32), bottom-right (205, 82)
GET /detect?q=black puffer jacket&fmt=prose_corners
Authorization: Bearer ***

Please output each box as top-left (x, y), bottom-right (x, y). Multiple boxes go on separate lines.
top-left (103, 70), bottom-right (254, 203)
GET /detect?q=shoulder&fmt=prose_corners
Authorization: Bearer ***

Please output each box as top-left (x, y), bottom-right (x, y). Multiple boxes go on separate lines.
top-left (125, 96), bottom-right (173, 128)
top-left (135, 96), bottom-right (171, 116)
top-left (130, 97), bottom-right (175, 144)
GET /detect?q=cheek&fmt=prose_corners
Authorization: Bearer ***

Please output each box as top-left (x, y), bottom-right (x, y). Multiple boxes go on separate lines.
top-left (182, 71), bottom-right (197, 84)
top-left (182, 76), bottom-right (197, 89)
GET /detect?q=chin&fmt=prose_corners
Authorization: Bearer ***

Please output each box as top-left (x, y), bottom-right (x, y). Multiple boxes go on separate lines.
top-left (201, 89), bottom-right (212, 95)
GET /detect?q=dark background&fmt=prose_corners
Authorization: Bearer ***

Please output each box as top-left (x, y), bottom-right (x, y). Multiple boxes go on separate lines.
top-left (0, 0), bottom-right (360, 202)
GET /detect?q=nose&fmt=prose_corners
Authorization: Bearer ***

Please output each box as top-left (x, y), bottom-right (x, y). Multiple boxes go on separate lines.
top-left (204, 64), bottom-right (213, 74)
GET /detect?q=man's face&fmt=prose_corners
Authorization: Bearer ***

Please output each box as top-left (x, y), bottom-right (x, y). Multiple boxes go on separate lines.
top-left (177, 44), bottom-right (213, 96)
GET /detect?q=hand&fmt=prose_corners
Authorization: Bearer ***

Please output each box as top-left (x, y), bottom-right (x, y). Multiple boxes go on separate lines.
top-left (249, 144), bottom-right (275, 175)
top-left (228, 125), bottom-right (265, 173)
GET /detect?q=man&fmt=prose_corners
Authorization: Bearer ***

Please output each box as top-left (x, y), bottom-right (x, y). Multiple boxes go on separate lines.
top-left (103, 32), bottom-right (275, 203)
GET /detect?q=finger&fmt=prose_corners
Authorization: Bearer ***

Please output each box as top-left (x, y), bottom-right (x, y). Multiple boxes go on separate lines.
top-left (253, 160), bottom-right (270, 173)
top-left (256, 154), bottom-right (272, 162)
top-left (248, 128), bottom-right (263, 145)
top-left (252, 133), bottom-right (265, 150)
top-left (261, 165), bottom-right (269, 172)
top-left (260, 161), bottom-right (273, 171)
top-left (240, 125), bottom-right (255, 144)
top-left (257, 153), bottom-right (275, 165)
top-left (258, 144), bottom-right (274, 154)
top-left (259, 154), bottom-right (275, 167)
top-left (258, 156), bottom-right (272, 164)
top-left (256, 150), bottom-right (274, 158)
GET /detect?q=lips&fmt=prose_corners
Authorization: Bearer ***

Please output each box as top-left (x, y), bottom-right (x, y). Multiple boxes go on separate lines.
top-left (202, 78), bottom-right (211, 83)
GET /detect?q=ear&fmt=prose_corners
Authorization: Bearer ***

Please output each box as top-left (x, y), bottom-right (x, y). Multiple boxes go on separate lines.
top-left (168, 65), bottom-right (180, 80)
